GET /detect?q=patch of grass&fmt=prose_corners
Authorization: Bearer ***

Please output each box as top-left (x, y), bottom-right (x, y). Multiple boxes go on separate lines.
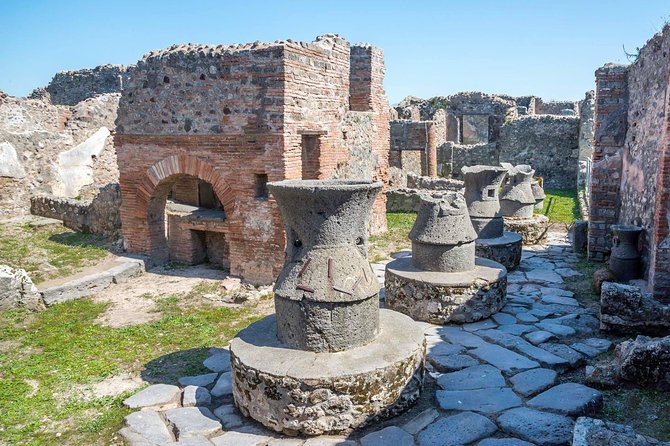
top-left (0, 223), bottom-right (108, 283)
top-left (603, 388), bottom-right (670, 440)
top-left (0, 296), bottom-right (261, 445)
top-left (368, 212), bottom-right (417, 262)
top-left (536, 188), bottom-right (581, 225)
top-left (564, 257), bottom-right (600, 306)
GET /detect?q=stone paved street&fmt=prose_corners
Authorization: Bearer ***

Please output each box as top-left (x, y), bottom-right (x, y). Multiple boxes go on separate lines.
top-left (121, 231), bottom-right (611, 446)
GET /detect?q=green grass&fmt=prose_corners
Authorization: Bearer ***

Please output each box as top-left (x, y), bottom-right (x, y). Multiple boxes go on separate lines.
top-left (0, 223), bottom-right (108, 283)
top-left (368, 212), bottom-right (417, 262)
top-left (603, 388), bottom-right (670, 440)
top-left (0, 296), bottom-right (260, 445)
top-left (536, 188), bottom-right (581, 225)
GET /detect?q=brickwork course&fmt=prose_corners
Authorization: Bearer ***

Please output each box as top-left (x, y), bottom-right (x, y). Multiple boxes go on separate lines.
top-left (115, 35), bottom-right (390, 285)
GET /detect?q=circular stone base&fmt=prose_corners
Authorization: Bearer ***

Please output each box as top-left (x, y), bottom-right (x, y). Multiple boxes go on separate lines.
top-left (385, 257), bottom-right (507, 324)
top-left (229, 310), bottom-right (426, 436)
top-left (475, 231), bottom-right (523, 270)
top-left (504, 214), bottom-right (550, 244)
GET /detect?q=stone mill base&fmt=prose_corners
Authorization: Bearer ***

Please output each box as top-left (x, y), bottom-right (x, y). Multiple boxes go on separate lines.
top-left (385, 256), bottom-right (507, 324)
top-left (229, 310), bottom-right (426, 436)
top-left (504, 214), bottom-right (550, 244)
top-left (475, 231), bottom-right (523, 270)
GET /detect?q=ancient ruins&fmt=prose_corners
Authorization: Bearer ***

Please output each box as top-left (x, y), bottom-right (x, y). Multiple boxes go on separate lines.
top-left (1, 17), bottom-right (670, 446)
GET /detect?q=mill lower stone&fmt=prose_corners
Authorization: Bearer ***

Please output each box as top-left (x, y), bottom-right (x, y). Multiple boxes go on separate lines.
top-left (475, 232), bottom-right (523, 270)
top-left (385, 256), bottom-right (507, 324)
top-left (229, 310), bottom-right (425, 436)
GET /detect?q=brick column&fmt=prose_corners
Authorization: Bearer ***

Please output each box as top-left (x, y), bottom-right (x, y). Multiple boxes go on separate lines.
top-left (587, 64), bottom-right (628, 261)
top-left (425, 121), bottom-right (438, 177)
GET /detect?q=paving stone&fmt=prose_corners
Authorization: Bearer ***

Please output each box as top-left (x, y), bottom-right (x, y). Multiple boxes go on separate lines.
top-left (477, 439), bottom-right (535, 446)
top-left (526, 269), bottom-right (563, 284)
top-left (508, 295), bottom-right (536, 305)
top-left (427, 342), bottom-right (465, 356)
top-left (178, 373), bottom-right (219, 387)
top-left (536, 322), bottom-right (576, 337)
top-left (555, 313), bottom-right (600, 334)
top-left (469, 343), bottom-right (539, 374)
top-left (210, 371), bottom-right (232, 397)
top-left (528, 308), bottom-right (552, 318)
top-left (302, 437), bottom-right (357, 446)
top-left (509, 368), bottom-right (557, 397)
top-left (268, 439), bottom-right (305, 446)
top-left (124, 410), bottom-right (174, 444)
top-left (438, 327), bottom-right (489, 348)
top-left (361, 426), bottom-right (413, 446)
top-left (492, 312), bottom-right (517, 325)
top-left (401, 408), bottom-right (440, 435)
top-left (539, 287), bottom-right (574, 297)
top-left (211, 428), bottom-right (274, 446)
top-left (571, 338), bottom-right (612, 358)
top-left (463, 319), bottom-right (499, 331)
top-left (164, 407), bottom-right (222, 439)
top-left (498, 407), bottom-right (574, 446)
top-left (514, 312), bottom-right (539, 323)
top-left (539, 343), bottom-right (586, 368)
top-left (212, 404), bottom-right (244, 429)
top-left (437, 364), bottom-right (505, 390)
top-left (541, 294), bottom-right (580, 306)
top-left (203, 351), bottom-right (231, 373)
top-left (123, 384), bottom-right (181, 409)
top-left (418, 412), bottom-right (498, 446)
top-left (478, 329), bottom-right (569, 369)
top-left (507, 272), bottom-right (527, 283)
top-left (555, 267), bottom-right (582, 277)
top-left (525, 330), bottom-right (556, 345)
top-left (183, 385), bottom-right (211, 407)
top-left (166, 436), bottom-right (215, 446)
top-left (119, 427), bottom-right (159, 446)
top-left (429, 353), bottom-right (479, 372)
top-left (498, 324), bottom-right (537, 336)
top-left (436, 387), bottom-right (522, 413)
top-left (527, 383), bottom-right (603, 416)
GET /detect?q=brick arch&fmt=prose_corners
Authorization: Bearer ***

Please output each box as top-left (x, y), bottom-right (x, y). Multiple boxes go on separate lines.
top-left (137, 154), bottom-right (237, 213)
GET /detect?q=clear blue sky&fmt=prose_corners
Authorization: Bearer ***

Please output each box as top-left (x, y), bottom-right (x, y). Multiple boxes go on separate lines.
top-left (1, 0), bottom-right (668, 103)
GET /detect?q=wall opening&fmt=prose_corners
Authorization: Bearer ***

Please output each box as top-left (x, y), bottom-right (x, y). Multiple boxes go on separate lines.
top-left (301, 135), bottom-right (321, 180)
top-left (255, 173), bottom-right (269, 200)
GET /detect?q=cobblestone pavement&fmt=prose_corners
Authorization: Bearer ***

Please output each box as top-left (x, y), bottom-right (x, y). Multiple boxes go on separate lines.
top-left (121, 231), bottom-right (611, 446)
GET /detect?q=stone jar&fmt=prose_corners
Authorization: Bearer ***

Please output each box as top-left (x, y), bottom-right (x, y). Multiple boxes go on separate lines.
top-left (531, 177), bottom-right (546, 210)
top-left (267, 179), bottom-right (382, 353)
top-left (410, 192), bottom-right (478, 272)
top-left (609, 225), bottom-right (643, 282)
top-left (500, 164), bottom-right (536, 218)
top-left (461, 165), bottom-right (508, 238)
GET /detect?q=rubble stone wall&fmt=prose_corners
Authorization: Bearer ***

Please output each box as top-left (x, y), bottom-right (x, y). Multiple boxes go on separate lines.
top-left (35, 65), bottom-right (125, 106)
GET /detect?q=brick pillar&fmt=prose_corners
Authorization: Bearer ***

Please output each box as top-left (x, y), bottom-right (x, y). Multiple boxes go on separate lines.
top-left (587, 64), bottom-right (628, 261)
top-left (425, 121), bottom-right (438, 177)
top-left (349, 46), bottom-right (375, 112)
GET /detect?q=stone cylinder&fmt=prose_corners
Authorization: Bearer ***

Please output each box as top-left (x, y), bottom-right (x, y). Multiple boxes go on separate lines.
top-left (500, 164), bottom-right (536, 218)
top-left (409, 192), bottom-right (477, 272)
top-left (267, 179), bottom-right (382, 353)
top-left (461, 165), bottom-right (508, 238)
top-left (609, 225), bottom-right (643, 282)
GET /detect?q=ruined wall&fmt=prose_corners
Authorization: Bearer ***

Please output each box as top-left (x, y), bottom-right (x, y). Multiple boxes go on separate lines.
top-left (389, 120), bottom-right (435, 176)
top-left (444, 142), bottom-right (498, 176)
top-left (499, 115), bottom-right (580, 188)
top-left (535, 99), bottom-right (579, 115)
top-left (32, 65), bottom-right (125, 106)
top-left (578, 91), bottom-right (595, 162)
top-left (0, 92), bottom-right (119, 219)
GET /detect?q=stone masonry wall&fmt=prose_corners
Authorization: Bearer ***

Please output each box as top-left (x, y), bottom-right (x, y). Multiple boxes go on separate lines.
top-left (499, 115), bottom-right (580, 188)
top-left (34, 65), bottom-right (125, 106)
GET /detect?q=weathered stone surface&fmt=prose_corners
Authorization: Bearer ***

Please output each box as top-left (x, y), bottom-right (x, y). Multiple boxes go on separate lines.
top-left (210, 428), bottom-right (273, 446)
top-left (182, 385), bottom-right (211, 407)
top-left (572, 417), bottom-right (670, 446)
top-left (571, 338), bottom-right (613, 358)
top-left (164, 407), bottom-right (221, 439)
top-left (477, 439), bottom-right (535, 446)
top-left (179, 373), bottom-right (219, 387)
top-left (527, 383), bottom-right (603, 416)
top-left (504, 215), bottom-right (550, 244)
top-left (360, 426), bottom-right (414, 446)
top-left (600, 282), bottom-right (670, 335)
top-left (492, 312), bottom-right (517, 325)
top-left (469, 343), bottom-right (540, 374)
top-left (498, 407), bottom-right (574, 446)
top-left (478, 329), bottom-right (569, 369)
top-left (616, 335), bottom-right (670, 390)
top-left (229, 311), bottom-right (425, 435)
top-left (439, 326), bottom-right (489, 347)
top-left (0, 265), bottom-right (43, 311)
top-left (510, 368), bottom-right (557, 397)
top-left (385, 256), bottom-right (507, 324)
top-left (124, 410), bottom-right (174, 444)
top-left (525, 330), bottom-right (556, 345)
top-left (461, 165), bottom-right (508, 238)
top-left (498, 324), bottom-right (536, 336)
top-left (166, 436), bottom-right (215, 446)
top-left (0, 142), bottom-right (26, 178)
top-left (123, 384), bottom-right (180, 409)
top-left (418, 412), bottom-right (498, 446)
top-left (526, 268), bottom-right (563, 284)
top-left (429, 354), bottom-right (479, 372)
top-left (119, 427), bottom-right (158, 446)
top-left (203, 351), bottom-right (231, 373)
top-left (436, 387), bottom-right (522, 413)
top-left (212, 404), bottom-right (244, 429)
top-left (539, 343), bottom-right (585, 368)
top-left (536, 322), bottom-right (576, 337)
top-left (210, 372), bottom-right (232, 397)
top-left (475, 232), bottom-right (523, 271)
top-left (437, 364), bottom-right (505, 390)
top-left (302, 436), bottom-right (357, 446)
top-left (401, 408), bottom-right (440, 435)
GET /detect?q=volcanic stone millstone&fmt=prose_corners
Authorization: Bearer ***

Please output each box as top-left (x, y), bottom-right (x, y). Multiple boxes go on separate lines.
top-left (475, 232), bottom-right (523, 271)
top-left (229, 311), bottom-right (426, 436)
top-left (461, 165), bottom-right (508, 239)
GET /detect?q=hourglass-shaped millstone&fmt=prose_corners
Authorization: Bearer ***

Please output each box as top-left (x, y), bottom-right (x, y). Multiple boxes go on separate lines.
top-left (410, 192), bottom-right (477, 272)
top-left (500, 164), bottom-right (536, 218)
top-left (531, 177), bottom-right (546, 210)
top-left (461, 165), bottom-right (508, 238)
top-left (267, 179), bottom-right (382, 353)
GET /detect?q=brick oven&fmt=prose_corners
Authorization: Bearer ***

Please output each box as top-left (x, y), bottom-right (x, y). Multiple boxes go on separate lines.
top-left (114, 35), bottom-right (390, 285)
